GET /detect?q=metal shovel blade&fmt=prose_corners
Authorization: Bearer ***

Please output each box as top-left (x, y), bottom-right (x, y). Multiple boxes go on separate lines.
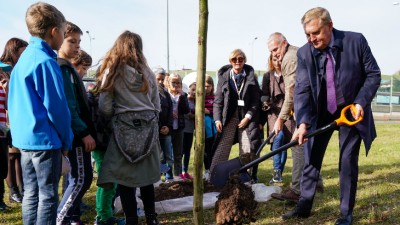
top-left (210, 131), bottom-right (275, 188)
top-left (210, 157), bottom-right (251, 188)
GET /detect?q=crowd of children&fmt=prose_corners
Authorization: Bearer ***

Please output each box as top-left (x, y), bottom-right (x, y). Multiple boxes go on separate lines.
top-left (0, 2), bottom-right (218, 225)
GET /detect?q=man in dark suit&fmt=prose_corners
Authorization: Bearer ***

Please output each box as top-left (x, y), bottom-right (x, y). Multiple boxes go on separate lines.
top-left (282, 7), bottom-right (381, 225)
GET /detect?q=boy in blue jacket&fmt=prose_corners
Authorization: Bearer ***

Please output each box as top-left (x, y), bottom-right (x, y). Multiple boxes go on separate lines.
top-left (8, 3), bottom-right (73, 225)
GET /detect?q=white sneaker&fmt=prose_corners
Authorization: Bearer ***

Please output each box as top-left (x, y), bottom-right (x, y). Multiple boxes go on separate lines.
top-left (203, 170), bottom-right (210, 181)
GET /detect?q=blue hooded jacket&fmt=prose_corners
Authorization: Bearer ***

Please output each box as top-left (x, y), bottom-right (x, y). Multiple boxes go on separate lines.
top-left (8, 37), bottom-right (73, 150)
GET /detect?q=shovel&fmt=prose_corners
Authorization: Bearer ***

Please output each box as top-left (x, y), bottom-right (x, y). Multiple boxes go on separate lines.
top-left (210, 104), bottom-right (362, 188)
top-left (210, 130), bottom-right (276, 188)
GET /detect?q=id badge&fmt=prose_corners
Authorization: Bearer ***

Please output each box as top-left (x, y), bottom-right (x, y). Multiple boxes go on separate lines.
top-left (238, 100), bottom-right (245, 106)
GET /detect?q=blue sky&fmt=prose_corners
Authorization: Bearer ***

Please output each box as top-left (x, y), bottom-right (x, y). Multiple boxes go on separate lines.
top-left (0, 0), bottom-right (399, 75)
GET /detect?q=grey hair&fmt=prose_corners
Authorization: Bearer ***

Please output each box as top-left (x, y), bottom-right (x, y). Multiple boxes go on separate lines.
top-left (301, 7), bottom-right (332, 27)
top-left (267, 32), bottom-right (287, 45)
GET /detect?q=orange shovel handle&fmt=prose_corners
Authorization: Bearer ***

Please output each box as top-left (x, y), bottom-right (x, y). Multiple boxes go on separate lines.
top-left (335, 104), bottom-right (363, 126)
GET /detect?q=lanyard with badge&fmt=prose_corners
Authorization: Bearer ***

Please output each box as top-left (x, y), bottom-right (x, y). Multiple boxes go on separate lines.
top-left (230, 69), bottom-right (246, 107)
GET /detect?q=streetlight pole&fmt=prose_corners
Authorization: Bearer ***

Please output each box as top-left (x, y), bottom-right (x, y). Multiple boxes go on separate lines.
top-left (166, 0), bottom-right (170, 72)
top-left (86, 31), bottom-right (94, 57)
top-left (251, 37), bottom-right (258, 66)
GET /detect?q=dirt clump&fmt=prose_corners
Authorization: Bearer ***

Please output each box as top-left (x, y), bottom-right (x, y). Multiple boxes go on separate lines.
top-left (215, 175), bottom-right (258, 225)
top-left (154, 180), bottom-right (219, 202)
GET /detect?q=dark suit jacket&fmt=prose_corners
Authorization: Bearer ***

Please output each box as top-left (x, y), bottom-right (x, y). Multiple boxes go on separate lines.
top-left (294, 28), bottom-right (381, 154)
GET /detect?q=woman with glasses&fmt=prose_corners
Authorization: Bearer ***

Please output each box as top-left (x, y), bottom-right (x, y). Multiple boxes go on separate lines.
top-left (210, 49), bottom-right (261, 182)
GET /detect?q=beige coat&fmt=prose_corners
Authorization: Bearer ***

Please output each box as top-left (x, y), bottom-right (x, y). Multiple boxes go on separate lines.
top-left (279, 45), bottom-right (298, 121)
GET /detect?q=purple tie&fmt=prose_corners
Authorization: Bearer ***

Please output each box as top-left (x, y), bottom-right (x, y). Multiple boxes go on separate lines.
top-left (326, 51), bottom-right (337, 114)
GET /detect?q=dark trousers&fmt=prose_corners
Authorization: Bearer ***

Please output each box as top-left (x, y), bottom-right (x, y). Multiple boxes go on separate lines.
top-left (0, 138), bottom-right (8, 202)
top-left (204, 136), bottom-right (215, 170)
top-left (57, 143), bottom-right (93, 222)
top-left (119, 184), bottom-right (155, 218)
top-left (299, 109), bottom-right (361, 216)
top-left (171, 129), bottom-right (184, 176)
top-left (182, 132), bottom-right (193, 173)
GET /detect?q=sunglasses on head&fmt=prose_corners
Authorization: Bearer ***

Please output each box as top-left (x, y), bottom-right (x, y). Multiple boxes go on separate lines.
top-left (231, 57), bottom-right (244, 63)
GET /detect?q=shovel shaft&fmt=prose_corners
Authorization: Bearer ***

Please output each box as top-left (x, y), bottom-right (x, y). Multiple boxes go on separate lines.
top-left (238, 121), bottom-right (337, 172)
top-left (256, 131), bottom-right (275, 156)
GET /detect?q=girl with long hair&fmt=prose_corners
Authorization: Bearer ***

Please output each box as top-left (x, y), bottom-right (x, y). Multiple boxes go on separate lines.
top-left (97, 31), bottom-right (161, 225)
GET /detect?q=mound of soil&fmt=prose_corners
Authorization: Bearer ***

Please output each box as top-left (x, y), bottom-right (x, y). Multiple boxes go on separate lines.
top-left (215, 175), bottom-right (258, 225)
top-left (154, 152), bottom-right (258, 224)
top-left (154, 180), bottom-right (219, 202)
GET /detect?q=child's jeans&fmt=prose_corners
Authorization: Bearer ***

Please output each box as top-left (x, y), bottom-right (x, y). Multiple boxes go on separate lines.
top-left (21, 149), bottom-right (61, 225)
top-left (159, 135), bottom-right (174, 180)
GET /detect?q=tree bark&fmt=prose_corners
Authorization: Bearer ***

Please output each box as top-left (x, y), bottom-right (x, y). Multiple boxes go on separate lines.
top-left (193, 0), bottom-right (208, 224)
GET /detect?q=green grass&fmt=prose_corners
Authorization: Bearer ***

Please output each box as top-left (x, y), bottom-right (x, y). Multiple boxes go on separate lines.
top-left (1, 124), bottom-right (400, 225)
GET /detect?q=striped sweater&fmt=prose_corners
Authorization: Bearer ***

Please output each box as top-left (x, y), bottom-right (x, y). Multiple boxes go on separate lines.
top-left (0, 86), bottom-right (6, 137)
top-left (205, 95), bottom-right (215, 118)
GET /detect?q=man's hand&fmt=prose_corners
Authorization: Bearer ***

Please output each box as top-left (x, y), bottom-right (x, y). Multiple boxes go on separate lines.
top-left (273, 118), bottom-right (284, 135)
top-left (82, 135), bottom-right (96, 152)
top-left (351, 104), bottom-right (364, 121)
top-left (238, 117), bottom-right (250, 129)
top-left (216, 121), bottom-right (222, 133)
top-left (295, 123), bottom-right (308, 145)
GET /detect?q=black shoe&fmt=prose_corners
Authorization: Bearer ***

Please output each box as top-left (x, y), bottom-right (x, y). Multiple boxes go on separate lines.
top-left (281, 207), bottom-right (311, 220)
top-left (0, 201), bottom-right (8, 211)
top-left (125, 216), bottom-right (138, 225)
top-left (334, 214), bottom-right (353, 225)
top-left (9, 192), bottom-right (23, 203)
top-left (145, 213), bottom-right (160, 225)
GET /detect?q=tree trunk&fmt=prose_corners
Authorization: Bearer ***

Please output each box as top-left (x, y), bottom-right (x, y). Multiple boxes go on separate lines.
top-left (193, 0), bottom-right (208, 224)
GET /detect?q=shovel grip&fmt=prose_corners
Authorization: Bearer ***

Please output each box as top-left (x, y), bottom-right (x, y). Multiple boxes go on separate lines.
top-left (335, 104), bottom-right (363, 126)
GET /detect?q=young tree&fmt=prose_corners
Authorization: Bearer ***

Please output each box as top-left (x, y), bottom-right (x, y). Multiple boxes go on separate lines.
top-left (193, 0), bottom-right (208, 224)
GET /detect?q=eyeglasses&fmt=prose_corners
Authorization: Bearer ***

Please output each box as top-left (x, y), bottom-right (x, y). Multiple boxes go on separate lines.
top-left (231, 57), bottom-right (244, 63)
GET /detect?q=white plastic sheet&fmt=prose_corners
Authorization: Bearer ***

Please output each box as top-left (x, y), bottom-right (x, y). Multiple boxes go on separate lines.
top-left (114, 183), bottom-right (281, 215)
